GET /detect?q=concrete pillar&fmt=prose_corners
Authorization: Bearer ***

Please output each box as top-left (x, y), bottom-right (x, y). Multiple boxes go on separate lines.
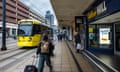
top-left (9, 28), bottom-right (13, 37)
top-left (69, 26), bottom-right (72, 40)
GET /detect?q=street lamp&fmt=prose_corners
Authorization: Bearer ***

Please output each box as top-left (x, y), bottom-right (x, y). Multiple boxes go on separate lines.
top-left (1, 0), bottom-right (7, 51)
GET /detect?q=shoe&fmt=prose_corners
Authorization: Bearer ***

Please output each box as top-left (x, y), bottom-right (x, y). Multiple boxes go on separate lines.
top-left (49, 66), bottom-right (53, 72)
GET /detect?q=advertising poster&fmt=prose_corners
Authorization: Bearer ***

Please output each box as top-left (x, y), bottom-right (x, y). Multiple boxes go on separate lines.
top-left (99, 28), bottom-right (110, 44)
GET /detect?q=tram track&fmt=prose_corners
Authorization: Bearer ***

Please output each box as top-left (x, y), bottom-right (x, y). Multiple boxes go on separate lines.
top-left (6, 41), bottom-right (17, 44)
top-left (0, 42), bottom-right (17, 48)
top-left (0, 48), bottom-right (19, 55)
top-left (0, 49), bottom-right (28, 62)
top-left (0, 44), bottom-right (19, 55)
top-left (0, 40), bottom-right (17, 45)
top-left (0, 49), bottom-right (35, 70)
top-left (0, 43), bottom-right (35, 62)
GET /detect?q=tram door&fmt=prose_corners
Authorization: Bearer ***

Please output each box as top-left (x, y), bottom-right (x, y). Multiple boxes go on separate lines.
top-left (115, 24), bottom-right (120, 51)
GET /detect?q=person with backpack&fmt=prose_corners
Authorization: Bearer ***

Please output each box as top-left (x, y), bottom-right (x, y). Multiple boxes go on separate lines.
top-left (36, 33), bottom-right (53, 72)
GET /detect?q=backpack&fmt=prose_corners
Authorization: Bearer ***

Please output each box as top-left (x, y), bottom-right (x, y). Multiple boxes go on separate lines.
top-left (41, 42), bottom-right (49, 53)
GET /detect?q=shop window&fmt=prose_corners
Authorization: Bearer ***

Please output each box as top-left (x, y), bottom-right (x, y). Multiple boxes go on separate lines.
top-left (12, 28), bottom-right (16, 36)
top-left (88, 24), bottom-right (112, 49)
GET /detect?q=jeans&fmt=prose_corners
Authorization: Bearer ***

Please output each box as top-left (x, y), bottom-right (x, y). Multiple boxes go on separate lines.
top-left (38, 54), bottom-right (52, 72)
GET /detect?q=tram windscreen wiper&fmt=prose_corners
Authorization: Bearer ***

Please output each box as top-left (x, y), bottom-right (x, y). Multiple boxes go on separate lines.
top-left (18, 29), bottom-right (25, 36)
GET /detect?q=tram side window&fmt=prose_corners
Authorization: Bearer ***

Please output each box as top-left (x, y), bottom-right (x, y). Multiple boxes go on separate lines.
top-left (33, 25), bottom-right (41, 34)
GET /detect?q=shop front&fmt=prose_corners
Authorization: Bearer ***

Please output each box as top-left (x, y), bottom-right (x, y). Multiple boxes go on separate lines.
top-left (75, 16), bottom-right (87, 50)
top-left (87, 23), bottom-right (114, 54)
top-left (83, 0), bottom-right (120, 54)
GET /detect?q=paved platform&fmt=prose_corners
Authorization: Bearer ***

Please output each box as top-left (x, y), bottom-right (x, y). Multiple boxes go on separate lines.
top-left (3, 41), bottom-right (78, 72)
top-left (3, 40), bottom-right (99, 72)
top-left (67, 41), bottom-right (99, 72)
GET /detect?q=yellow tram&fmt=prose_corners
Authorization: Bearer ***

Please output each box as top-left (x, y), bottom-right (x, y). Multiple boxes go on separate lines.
top-left (17, 19), bottom-right (51, 47)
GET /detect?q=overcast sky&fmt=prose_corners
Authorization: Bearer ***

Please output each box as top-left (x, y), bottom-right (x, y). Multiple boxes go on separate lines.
top-left (20, 0), bottom-right (57, 25)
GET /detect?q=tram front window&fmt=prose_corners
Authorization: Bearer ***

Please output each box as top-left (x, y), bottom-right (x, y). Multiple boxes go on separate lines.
top-left (18, 24), bottom-right (33, 36)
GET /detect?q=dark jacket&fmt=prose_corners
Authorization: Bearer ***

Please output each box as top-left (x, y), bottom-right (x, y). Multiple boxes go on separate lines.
top-left (74, 34), bottom-right (81, 43)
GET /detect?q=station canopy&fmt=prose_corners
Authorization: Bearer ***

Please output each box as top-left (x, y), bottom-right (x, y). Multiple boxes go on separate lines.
top-left (50, 0), bottom-right (94, 27)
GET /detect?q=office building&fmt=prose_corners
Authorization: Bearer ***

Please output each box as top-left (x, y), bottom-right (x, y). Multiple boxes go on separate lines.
top-left (45, 10), bottom-right (54, 25)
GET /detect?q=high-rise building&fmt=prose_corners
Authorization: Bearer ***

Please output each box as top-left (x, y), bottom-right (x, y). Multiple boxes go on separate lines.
top-left (45, 10), bottom-right (54, 25)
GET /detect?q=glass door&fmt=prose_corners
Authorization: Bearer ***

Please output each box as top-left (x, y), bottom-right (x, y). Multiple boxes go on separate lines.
top-left (115, 23), bottom-right (120, 52)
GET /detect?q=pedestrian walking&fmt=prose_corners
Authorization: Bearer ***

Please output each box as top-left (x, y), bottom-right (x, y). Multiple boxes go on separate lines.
top-left (36, 32), bottom-right (53, 72)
